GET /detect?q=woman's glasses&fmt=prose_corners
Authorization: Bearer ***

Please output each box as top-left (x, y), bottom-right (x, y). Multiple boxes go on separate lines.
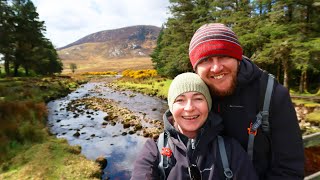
top-left (188, 164), bottom-right (202, 180)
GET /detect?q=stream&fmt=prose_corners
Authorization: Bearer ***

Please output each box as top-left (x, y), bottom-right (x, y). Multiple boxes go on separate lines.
top-left (47, 79), bottom-right (168, 179)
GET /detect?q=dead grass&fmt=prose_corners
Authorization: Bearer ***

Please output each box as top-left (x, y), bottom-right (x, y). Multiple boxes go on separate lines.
top-left (62, 56), bottom-right (154, 74)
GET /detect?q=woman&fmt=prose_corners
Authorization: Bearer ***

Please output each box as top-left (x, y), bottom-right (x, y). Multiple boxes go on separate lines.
top-left (131, 72), bottom-right (257, 180)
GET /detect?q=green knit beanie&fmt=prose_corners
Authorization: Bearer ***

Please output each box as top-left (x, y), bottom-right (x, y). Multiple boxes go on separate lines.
top-left (168, 72), bottom-right (212, 112)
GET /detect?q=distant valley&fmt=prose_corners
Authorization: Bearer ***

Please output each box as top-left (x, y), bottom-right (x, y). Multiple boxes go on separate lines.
top-left (57, 25), bottom-right (160, 74)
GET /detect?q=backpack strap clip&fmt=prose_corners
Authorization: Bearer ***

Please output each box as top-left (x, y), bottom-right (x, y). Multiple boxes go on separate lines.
top-left (224, 169), bottom-right (234, 179)
top-left (260, 110), bottom-right (270, 132)
top-left (247, 122), bottom-right (258, 136)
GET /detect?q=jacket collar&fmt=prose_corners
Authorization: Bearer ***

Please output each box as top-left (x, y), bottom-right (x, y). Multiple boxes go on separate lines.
top-left (237, 56), bottom-right (262, 87)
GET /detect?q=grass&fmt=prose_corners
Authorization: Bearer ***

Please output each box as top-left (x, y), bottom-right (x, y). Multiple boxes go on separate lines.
top-left (292, 99), bottom-right (320, 108)
top-left (306, 110), bottom-right (320, 125)
top-left (0, 138), bottom-right (100, 180)
top-left (0, 77), bottom-right (88, 102)
top-left (115, 77), bottom-right (172, 99)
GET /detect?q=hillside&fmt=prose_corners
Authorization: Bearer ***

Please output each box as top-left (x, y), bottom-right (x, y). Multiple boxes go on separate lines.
top-left (57, 25), bottom-right (160, 73)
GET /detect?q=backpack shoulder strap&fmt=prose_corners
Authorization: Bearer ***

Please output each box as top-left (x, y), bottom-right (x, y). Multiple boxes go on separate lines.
top-left (217, 136), bottom-right (233, 180)
top-left (247, 71), bottom-right (275, 160)
top-left (157, 132), bottom-right (168, 179)
top-left (261, 72), bottom-right (275, 133)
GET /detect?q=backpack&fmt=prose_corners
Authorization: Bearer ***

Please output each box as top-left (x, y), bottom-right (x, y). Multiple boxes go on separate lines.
top-left (157, 132), bottom-right (233, 180)
top-left (247, 71), bottom-right (275, 160)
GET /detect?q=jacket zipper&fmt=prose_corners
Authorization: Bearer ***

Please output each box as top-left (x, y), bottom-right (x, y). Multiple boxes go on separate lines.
top-left (229, 105), bottom-right (243, 108)
top-left (190, 128), bottom-right (204, 158)
top-left (191, 139), bottom-right (195, 149)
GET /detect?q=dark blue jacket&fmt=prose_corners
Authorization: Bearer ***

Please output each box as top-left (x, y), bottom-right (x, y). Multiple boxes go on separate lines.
top-left (131, 110), bottom-right (258, 180)
top-left (212, 58), bottom-right (304, 179)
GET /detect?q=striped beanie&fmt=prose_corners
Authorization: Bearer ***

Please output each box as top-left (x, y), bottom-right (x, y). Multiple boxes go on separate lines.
top-left (168, 72), bottom-right (212, 112)
top-left (189, 23), bottom-right (243, 70)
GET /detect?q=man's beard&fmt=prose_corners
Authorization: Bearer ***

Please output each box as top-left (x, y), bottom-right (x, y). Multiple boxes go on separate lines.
top-left (210, 73), bottom-right (237, 97)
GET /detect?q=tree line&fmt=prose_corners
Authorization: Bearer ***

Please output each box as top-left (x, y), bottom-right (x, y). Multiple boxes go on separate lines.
top-left (151, 0), bottom-right (320, 93)
top-left (0, 0), bottom-right (62, 77)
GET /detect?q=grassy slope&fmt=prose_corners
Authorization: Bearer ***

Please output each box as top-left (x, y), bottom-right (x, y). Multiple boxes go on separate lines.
top-left (0, 138), bottom-right (100, 180)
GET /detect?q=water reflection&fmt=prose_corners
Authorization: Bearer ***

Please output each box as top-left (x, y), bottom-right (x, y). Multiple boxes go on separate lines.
top-left (47, 80), bottom-right (167, 179)
top-left (101, 135), bottom-right (146, 179)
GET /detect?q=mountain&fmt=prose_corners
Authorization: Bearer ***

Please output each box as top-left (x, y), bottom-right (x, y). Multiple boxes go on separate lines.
top-left (58, 25), bottom-right (161, 61)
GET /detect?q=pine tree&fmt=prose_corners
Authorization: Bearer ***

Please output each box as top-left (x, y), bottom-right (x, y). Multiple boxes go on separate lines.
top-left (12, 0), bottom-right (46, 76)
top-left (151, 0), bottom-right (196, 77)
top-left (0, 0), bottom-right (15, 76)
top-left (0, 0), bottom-right (62, 77)
top-left (254, 0), bottom-right (320, 90)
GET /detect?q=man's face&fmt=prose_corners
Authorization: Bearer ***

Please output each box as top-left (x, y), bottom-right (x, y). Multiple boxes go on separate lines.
top-left (196, 56), bottom-right (239, 97)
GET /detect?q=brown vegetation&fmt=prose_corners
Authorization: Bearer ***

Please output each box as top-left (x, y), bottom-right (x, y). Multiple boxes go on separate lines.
top-left (0, 76), bottom-right (88, 163)
top-left (62, 57), bottom-right (154, 74)
top-left (305, 145), bottom-right (320, 176)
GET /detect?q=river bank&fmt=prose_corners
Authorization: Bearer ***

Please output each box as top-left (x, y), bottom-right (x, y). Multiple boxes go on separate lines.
top-left (0, 76), bottom-right (103, 180)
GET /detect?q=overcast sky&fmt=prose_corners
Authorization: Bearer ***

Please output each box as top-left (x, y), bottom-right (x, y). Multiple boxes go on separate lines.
top-left (32, 0), bottom-right (171, 48)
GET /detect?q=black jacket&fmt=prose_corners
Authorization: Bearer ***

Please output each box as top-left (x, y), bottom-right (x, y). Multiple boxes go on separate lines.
top-left (131, 110), bottom-right (258, 180)
top-left (212, 57), bottom-right (304, 180)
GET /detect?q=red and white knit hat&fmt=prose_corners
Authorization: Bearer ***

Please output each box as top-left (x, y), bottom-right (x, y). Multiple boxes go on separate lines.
top-left (189, 23), bottom-right (243, 70)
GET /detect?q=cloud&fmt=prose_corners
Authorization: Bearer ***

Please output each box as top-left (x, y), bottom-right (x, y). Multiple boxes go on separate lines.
top-left (33, 0), bottom-right (170, 48)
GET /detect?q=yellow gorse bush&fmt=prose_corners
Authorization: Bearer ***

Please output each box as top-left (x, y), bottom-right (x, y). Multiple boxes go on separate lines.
top-left (82, 71), bottom-right (118, 76)
top-left (122, 69), bottom-right (157, 79)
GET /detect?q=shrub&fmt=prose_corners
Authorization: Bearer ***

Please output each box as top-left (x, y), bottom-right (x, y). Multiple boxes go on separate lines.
top-left (0, 100), bottom-right (48, 161)
top-left (82, 71), bottom-right (118, 76)
top-left (121, 69), bottom-right (157, 79)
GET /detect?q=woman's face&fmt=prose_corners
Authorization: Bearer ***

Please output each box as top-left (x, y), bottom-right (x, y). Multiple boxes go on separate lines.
top-left (172, 91), bottom-right (208, 139)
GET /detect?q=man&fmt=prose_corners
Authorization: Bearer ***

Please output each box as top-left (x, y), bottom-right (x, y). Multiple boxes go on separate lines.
top-left (188, 23), bottom-right (304, 179)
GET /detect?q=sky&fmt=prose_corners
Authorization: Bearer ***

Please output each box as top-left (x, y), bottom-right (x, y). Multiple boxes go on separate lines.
top-left (32, 0), bottom-right (171, 48)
